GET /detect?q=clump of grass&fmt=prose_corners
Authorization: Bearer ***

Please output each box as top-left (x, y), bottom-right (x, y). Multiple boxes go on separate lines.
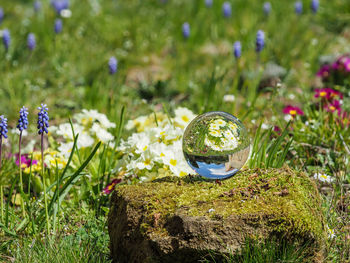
top-left (201, 237), bottom-right (317, 263)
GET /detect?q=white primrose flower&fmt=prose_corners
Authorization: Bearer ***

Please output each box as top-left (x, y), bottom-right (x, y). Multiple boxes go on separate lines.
top-left (76, 132), bottom-right (95, 148)
top-left (134, 133), bottom-right (151, 154)
top-left (135, 150), bottom-right (154, 171)
top-left (58, 142), bottom-right (74, 158)
top-left (75, 109), bottom-right (116, 129)
top-left (117, 107), bottom-right (197, 179)
top-left (91, 123), bottom-right (114, 143)
top-left (150, 142), bottom-right (168, 162)
top-left (162, 141), bottom-right (194, 177)
top-left (125, 116), bottom-right (148, 131)
top-left (56, 123), bottom-right (84, 140)
top-left (159, 124), bottom-right (183, 141)
top-left (174, 107), bottom-right (196, 128)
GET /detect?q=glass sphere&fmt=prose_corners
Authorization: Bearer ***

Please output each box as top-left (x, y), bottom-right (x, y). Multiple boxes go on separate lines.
top-left (183, 111), bottom-right (250, 180)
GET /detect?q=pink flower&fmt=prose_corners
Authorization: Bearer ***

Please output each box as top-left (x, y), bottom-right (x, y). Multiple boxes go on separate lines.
top-left (283, 105), bottom-right (304, 117)
top-left (103, 179), bottom-right (122, 194)
top-left (316, 64), bottom-right (331, 78)
top-left (314, 88), bottom-right (343, 100)
top-left (332, 55), bottom-right (350, 72)
top-left (324, 100), bottom-right (342, 115)
top-left (15, 153), bottom-right (38, 169)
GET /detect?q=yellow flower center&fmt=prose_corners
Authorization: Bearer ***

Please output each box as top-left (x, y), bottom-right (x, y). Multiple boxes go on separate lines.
top-left (182, 116), bottom-right (189, 122)
top-left (144, 159), bottom-right (151, 166)
top-left (143, 145), bottom-right (148, 151)
top-left (320, 91), bottom-right (327, 97)
top-left (289, 110), bottom-right (297, 115)
top-left (179, 171), bottom-right (187, 177)
top-left (170, 159), bottom-right (177, 166)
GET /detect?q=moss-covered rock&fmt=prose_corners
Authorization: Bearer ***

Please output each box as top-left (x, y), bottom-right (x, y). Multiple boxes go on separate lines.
top-left (108, 168), bottom-right (326, 263)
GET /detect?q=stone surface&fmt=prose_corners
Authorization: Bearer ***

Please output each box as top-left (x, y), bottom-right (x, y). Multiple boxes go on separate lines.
top-left (108, 168), bottom-right (326, 263)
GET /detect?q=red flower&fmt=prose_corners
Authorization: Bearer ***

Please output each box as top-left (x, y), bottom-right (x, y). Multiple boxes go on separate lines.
top-left (314, 88), bottom-right (343, 101)
top-left (103, 179), bottom-right (122, 195)
top-left (283, 105), bottom-right (304, 117)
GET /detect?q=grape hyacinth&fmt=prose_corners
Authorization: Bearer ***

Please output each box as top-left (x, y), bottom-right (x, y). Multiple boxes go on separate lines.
top-left (17, 106), bottom-right (29, 217)
top-left (222, 2), bottom-right (231, 18)
top-left (0, 115), bottom-right (8, 169)
top-left (311, 0), bottom-right (319, 14)
top-left (37, 104), bottom-right (50, 232)
top-left (37, 104), bottom-right (49, 135)
top-left (256, 30), bottom-right (265, 53)
top-left (2, 29), bottom-right (10, 51)
top-left (263, 2), bottom-right (271, 16)
top-left (0, 115), bottom-right (8, 141)
top-left (0, 7), bottom-right (4, 24)
top-left (205, 0), bottom-right (213, 8)
top-left (54, 19), bottom-right (63, 34)
top-left (27, 33), bottom-right (36, 51)
top-left (51, 0), bottom-right (69, 14)
top-left (182, 22), bottom-right (190, 39)
top-left (233, 41), bottom-right (241, 59)
top-left (0, 115), bottom-right (7, 221)
top-left (17, 107), bottom-right (29, 132)
top-left (34, 1), bottom-right (41, 12)
top-left (108, 56), bottom-right (118, 75)
top-left (295, 1), bottom-right (303, 15)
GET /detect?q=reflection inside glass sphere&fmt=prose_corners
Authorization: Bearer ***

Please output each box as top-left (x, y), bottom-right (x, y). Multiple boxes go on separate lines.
top-left (183, 111), bottom-right (250, 179)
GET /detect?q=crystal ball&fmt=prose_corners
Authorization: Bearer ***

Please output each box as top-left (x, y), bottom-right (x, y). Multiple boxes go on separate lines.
top-left (183, 111), bottom-right (250, 180)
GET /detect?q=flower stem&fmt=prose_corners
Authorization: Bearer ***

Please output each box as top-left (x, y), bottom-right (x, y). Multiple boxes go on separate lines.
top-left (41, 133), bottom-right (50, 234)
top-left (0, 137), bottom-right (3, 222)
top-left (19, 132), bottom-right (25, 218)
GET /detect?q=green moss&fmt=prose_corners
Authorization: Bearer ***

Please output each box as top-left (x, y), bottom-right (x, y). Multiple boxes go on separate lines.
top-left (116, 167), bottom-right (326, 243)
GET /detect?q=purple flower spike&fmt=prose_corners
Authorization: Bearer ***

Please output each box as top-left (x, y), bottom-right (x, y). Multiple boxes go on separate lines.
top-left (54, 19), bottom-right (63, 34)
top-left (205, 0), bottom-right (213, 8)
top-left (233, 41), bottom-right (241, 59)
top-left (17, 106), bottom-right (29, 132)
top-left (263, 2), bottom-right (271, 16)
top-left (51, 0), bottom-right (69, 14)
top-left (27, 33), bottom-right (36, 51)
top-left (37, 104), bottom-right (49, 135)
top-left (256, 30), bottom-right (265, 53)
top-left (34, 1), bottom-right (41, 12)
top-left (311, 0), bottom-right (319, 14)
top-left (295, 1), bottom-right (302, 15)
top-left (182, 22), bottom-right (190, 39)
top-left (2, 29), bottom-right (10, 50)
top-left (0, 7), bottom-right (4, 24)
top-left (108, 56), bottom-right (118, 75)
top-left (222, 2), bottom-right (231, 18)
top-left (0, 116), bottom-right (8, 139)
